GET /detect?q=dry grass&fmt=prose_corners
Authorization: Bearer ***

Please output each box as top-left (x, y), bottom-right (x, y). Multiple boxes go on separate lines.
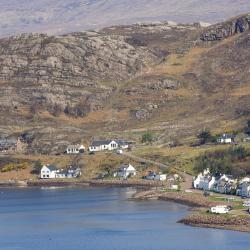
top-left (143, 47), bottom-right (208, 76)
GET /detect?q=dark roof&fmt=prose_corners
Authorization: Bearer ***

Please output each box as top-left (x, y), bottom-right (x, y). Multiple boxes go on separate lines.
top-left (90, 140), bottom-right (113, 147)
top-left (46, 165), bottom-right (57, 171)
top-left (115, 140), bottom-right (128, 146)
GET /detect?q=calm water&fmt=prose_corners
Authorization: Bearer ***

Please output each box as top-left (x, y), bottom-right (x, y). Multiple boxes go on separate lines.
top-left (0, 187), bottom-right (249, 250)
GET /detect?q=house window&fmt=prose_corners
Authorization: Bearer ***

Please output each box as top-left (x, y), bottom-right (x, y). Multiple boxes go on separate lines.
top-left (47, 175), bottom-right (49, 178)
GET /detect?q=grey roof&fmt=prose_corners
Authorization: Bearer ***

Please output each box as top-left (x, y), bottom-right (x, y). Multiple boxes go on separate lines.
top-left (90, 139), bottom-right (128, 147)
top-left (46, 165), bottom-right (57, 171)
top-left (115, 140), bottom-right (128, 146)
top-left (90, 140), bottom-right (113, 147)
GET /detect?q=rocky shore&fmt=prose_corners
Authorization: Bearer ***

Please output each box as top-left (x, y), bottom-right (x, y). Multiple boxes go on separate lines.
top-left (0, 179), bottom-right (168, 188)
top-left (132, 189), bottom-right (250, 233)
top-left (179, 213), bottom-right (250, 233)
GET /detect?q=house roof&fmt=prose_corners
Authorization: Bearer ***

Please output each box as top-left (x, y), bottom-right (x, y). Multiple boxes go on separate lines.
top-left (45, 165), bottom-right (57, 171)
top-left (90, 140), bottom-right (114, 147)
top-left (115, 140), bottom-right (128, 146)
top-left (90, 139), bottom-right (128, 147)
top-left (119, 164), bottom-right (135, 171)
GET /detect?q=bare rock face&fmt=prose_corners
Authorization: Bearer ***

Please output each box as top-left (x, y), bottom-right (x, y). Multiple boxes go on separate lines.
top-left (0, 32), bottom-right (158, 84)
top-left (200, 14), bottom-right (250, 41)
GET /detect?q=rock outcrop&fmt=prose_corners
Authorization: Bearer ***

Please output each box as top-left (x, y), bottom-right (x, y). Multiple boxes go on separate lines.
top-left (200, 14), bottom-right (250, 41)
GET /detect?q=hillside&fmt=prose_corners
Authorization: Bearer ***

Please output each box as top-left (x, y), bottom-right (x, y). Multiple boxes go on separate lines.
top-left (0, 14), bottom-right (250, 154)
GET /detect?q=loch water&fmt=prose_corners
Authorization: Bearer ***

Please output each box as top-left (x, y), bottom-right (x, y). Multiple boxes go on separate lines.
top-left (0, 187), bottom-right (249, 250)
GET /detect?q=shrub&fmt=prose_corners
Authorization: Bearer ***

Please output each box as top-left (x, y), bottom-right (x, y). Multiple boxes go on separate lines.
top-left (141, 132), bottom-right (153, 143)
top-left (194, 146), bottom-right (248, 177)
top-left (197, 129), bottom-right (215, 145)
top-left (1, 162), bottom-right (29, 172)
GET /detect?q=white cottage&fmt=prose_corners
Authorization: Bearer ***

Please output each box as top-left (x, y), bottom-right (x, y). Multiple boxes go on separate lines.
top-left (66, 144), bottom-right (85, 154)
top-left (217, 134), bottom-right (235, 144)
top-left (241, 182), bottom-right (250, 198)
top-left (88, 139), bottom-right (129, 152)
top-left (114, 164), bottom-right (136, 179)
top-left (40, 165), bottom-right (57, 179)
top-left (88, 140), bottom-right (118, 152)
top-left (193, 169), bottom-right (217, 190)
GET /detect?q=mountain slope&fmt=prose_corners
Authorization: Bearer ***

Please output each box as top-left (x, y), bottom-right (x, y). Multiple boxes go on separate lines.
top-left (0, 14), bottom-right (250, 153)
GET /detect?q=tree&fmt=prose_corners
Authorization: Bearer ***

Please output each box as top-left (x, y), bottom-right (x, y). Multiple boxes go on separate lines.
top-left (197, 129), bottom-right (213, 145)
top-left (31, 160), bottom-right (43, 174)
top-left (141, 132), bottom-right (153, 143)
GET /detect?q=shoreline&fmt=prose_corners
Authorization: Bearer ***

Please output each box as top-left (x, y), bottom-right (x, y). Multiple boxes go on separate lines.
top-left (132, 189), bottom-right (250, 233)
top-left (0, 179), bottom-right (168, 188)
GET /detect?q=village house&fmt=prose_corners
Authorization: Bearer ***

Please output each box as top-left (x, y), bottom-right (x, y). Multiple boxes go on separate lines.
top-left (193, 169), bottom-right (218, 190)
top-left (114, 164), bottom-right (136, 179)
top-left (66, 144), bottom-right (85, 154)
top-left (88, 140), bottom-right (129, 152)
top-left (40, 165), bottom-right (81, 179)
top-left (145, 171), bottom-right (167, 181)
top-left (217, 133), bottom-right (235, 144)
top-left (213, 174), bottom-right (237, 194)
top-left (241, 182), bottom-right (250, 198)
top-left (67, 166), bottom-right (81, 178)
top-left (40, 165), bottom-right (58, 179)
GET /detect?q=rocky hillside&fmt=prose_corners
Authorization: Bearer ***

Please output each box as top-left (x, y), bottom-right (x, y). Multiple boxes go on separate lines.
top-left (0, 14), bottom-right (250, 153)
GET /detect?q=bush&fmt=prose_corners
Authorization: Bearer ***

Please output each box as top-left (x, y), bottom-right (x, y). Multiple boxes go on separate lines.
top-left (31, 160), bottom-right (43, 174)
top-left (194, 146), bottom-right (248, 177)
top-left (197, 129), bottom-right (215, 145)
top-left (1, 162), bottom-right (29, 172)
top-left (141, 132), bottom-right (153, 143)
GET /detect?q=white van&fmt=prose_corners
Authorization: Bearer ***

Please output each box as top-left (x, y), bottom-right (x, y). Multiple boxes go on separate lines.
top-left (210, 205), bottom-right (230, 214)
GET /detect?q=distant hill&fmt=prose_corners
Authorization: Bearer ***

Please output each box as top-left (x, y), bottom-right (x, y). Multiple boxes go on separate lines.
top-left (1, 0), bottom-right (250, 37)
top-left (0, 13), bottom-right (250, 153)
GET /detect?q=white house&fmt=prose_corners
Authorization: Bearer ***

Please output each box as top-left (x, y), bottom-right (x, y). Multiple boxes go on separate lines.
top-left (193, 169), bottom-right (217, 190)
top-left (88, 140), bottom-right (129, 152)
top-left (217, 134), bottom-right (235, 144)
top-left (55, 169), bottom-right (67, 178)
top-left (114, 164), bottom-right (136, 179)
top-left (241, 182), bottom-right (250, 198)
top-left (40, 165), bottom-right (57, 179)
top-left (67, 166), bottom-right (81, 178)
top-left (89, 140), bottom-right (118, 152)
top-left (41, 165), bottom-right (81, 179)
top-left (145, 171), bottom-right (167, 181)
top-left (66, 144), bottom-right (85, 154)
